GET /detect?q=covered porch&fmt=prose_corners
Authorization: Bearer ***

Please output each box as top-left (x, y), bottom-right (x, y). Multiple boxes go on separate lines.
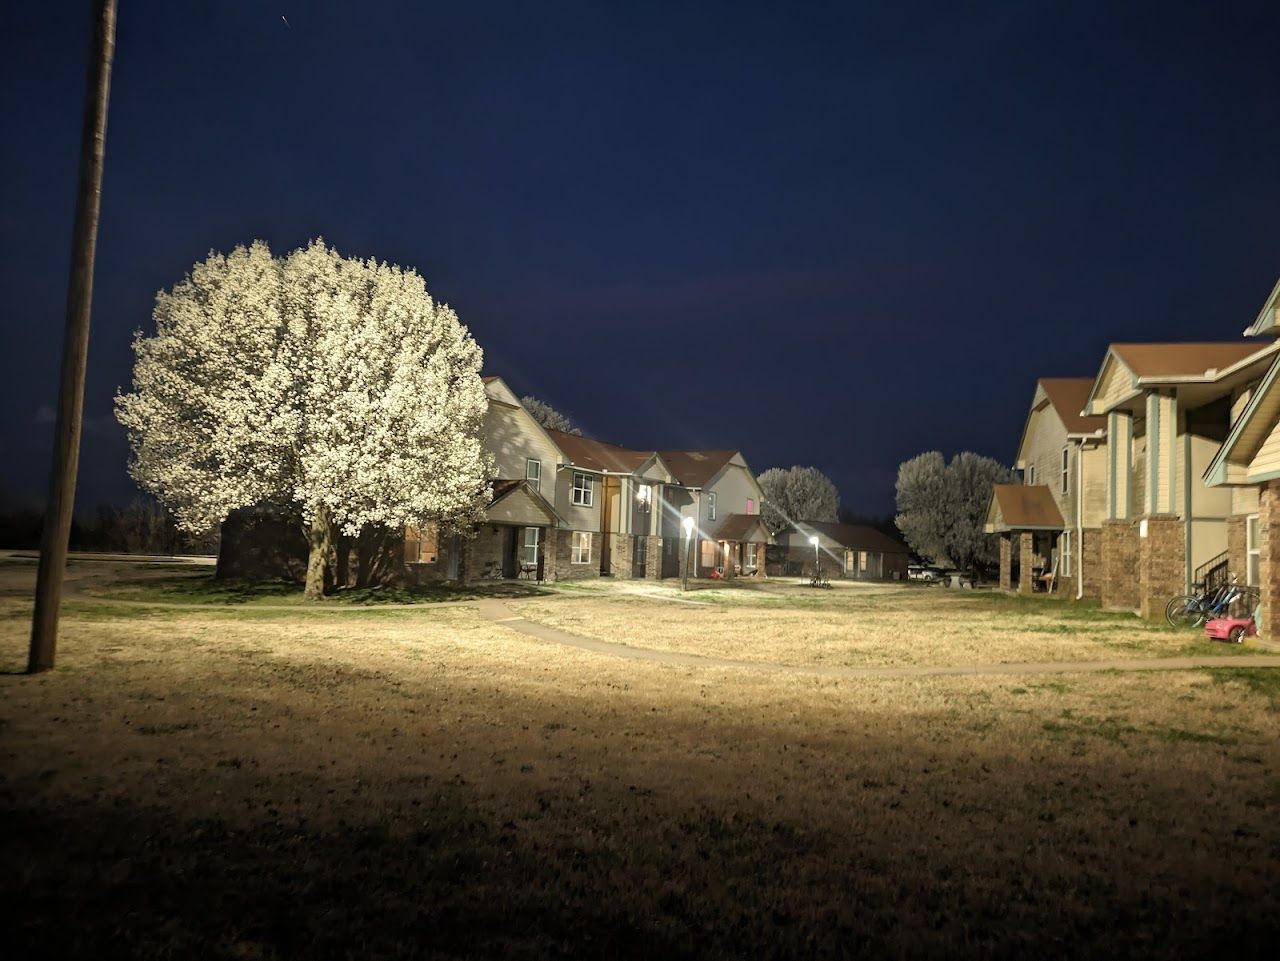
top-left (707, 513), bottom-right (772, 578)
top-left (986, 484), bottom-right (1066, 595)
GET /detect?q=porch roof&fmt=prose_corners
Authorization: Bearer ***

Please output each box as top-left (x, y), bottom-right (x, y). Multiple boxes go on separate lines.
top-left (984, 484), bottom-right (1065, 533)
top-left (712, 513), bottom-right (773, 544)
top-left (487, 479), bottom-right (560, 527)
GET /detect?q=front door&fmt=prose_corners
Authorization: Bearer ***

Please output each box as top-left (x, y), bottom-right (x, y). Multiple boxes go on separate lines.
top-left (661, 537), bottom-right (680, 578)
top-left (501, 526), bottom-right (518, 579)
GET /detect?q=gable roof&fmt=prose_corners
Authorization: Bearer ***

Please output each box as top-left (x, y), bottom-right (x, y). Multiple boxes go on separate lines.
top-left (658, 450), bottom-right (740, 488)
top-left (1039, 378), bottom-right (1106, 435)
top-left (1244, 276), bottom-right (1280, 338)
top-left (487, 478), bottom-right (561, 525)
top-left (984, 484), bottom-right (1065, 533)
top-left (1204, 353), bottom-right (1280, 486)
top-left (712, 513), bottom-right (773, 544)
top-left (791, 520), bottom-right (909, 554)
top-left (545, 428), bottom-right (655, 474)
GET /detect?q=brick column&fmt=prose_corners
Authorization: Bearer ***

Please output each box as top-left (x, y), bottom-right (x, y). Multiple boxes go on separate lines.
top-left (1078, 528), bottom-right (1102, 600)
top-left (999, 533), bottom-right (1013, 591)
top-left (1138, 515), bottom-right (1186, 621)
top-left (1226, 515), bottom-right (1248, 584)
top-left (1018, 532), bottom-right (1033, 595)
top-left (645, 535), bottom-right (661, 579)
top-left (1259, 482), bottom-right (1280, 642)
top-left (1101, 519), bottom-right (1139, 611)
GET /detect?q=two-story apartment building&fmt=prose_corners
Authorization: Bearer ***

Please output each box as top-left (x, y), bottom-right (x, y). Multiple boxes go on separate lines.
top-left (406, 378), bottom-right (771, 585)
top-left (1083, 340), bottom-right (1278, 618)
top-left (985, 378), bottom-right (1107, 597)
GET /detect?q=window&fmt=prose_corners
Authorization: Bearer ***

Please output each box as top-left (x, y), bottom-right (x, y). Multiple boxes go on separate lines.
top-left (521, 527), bottom-right (539, 566)
top-left (707, 492), bottom-right (717, 520)
top-left (1026, 464), bottom-right (1036, 486)
top-left (845, 550), bottom-right (857, 575)
top-left (1061, 448), bottom-right (1070, 494)
top-left (571, 531), bottom-right (592, 564)
top-left (1061, 530), bottom-right (1073, 577)
top-left (572, 472), bottom-right (593, 507)
top-left (404, 522), bottom-right (439, 564)
top-left (636, 484), bottom-right (652, 506)
top-left (525, 458), bottom-right (541, 492)
top-left (746, 498), bottom-right (755, 515)
top-left (1247, 514), bottom-right (1261, 586)
top-left (745, 543), bottom-right (758, 570)
top-left (700, 540), bottom-right (718, 569)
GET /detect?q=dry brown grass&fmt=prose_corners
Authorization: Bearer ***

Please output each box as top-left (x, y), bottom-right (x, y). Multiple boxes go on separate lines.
top-left (1, 560), bottom-right (1278, 959)
top-left (513, 578), bottom-right (1268, 667)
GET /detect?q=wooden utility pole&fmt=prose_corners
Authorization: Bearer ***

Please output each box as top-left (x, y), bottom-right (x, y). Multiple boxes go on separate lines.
top-left (28, 0), bottom-right (119, 674)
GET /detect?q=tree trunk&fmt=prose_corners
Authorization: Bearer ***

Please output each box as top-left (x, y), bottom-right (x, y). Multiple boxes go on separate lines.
top-left (304, 507), bottom-right (333, 600)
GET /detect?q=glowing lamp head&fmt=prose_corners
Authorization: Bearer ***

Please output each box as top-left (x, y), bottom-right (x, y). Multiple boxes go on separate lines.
top-left (808, 535), bottom-right (819, 546)
top-left (682, 517), bottom-right (695, 537)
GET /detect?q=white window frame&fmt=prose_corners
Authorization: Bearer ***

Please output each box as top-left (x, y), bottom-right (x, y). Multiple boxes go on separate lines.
top-left (708, 492), bottom-right (717, 521)
top-left (1061, 448), bottom-right (1069, 495)
top-left (745, 543), bottom-right (758, 569)
top-left (571, 531), bottom-right (592, 564)
top-left (521, 527), bottom-right (539, 566)
top-left (1247, 514), bottom-right (1260, 586)
top-left (572, 472), bottom-right (593, 507)
top-left (526, 458), bottom-right (541, 492)
top-left (1061, 530), bottom-right (1073, 577)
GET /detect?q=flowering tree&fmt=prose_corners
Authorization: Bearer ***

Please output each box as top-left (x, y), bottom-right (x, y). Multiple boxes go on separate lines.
top-left (758, 465), bottom-right (840, 533)
top-left (520, 395), bottom-right (581, 435)
top-left (116, 239), bottom-right (492, 599)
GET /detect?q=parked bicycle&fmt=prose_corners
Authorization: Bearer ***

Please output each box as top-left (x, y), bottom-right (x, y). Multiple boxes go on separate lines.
top-left (1165, 575), bottom-right (1258, 629)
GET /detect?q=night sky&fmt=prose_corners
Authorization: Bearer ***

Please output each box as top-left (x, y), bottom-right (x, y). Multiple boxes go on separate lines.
top-left (3, 1), bottom-right (1279, 517)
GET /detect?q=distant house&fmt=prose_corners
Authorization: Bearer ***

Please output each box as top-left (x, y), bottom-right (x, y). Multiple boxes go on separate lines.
top-left (406, 376), bottom-right (772, 584)
top-left (778, 521), bottom-right (910, 580)
top-left (984, 378), bottom-right (1107, 597)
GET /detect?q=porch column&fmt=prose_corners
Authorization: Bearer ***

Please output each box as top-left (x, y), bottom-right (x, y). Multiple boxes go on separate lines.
top-left (999, 533), bottom-right (1012, 591)
top-left (1018, 532), bottom-right (1033, 595)
top-left (1108, 411), bottom-right (1133, 520)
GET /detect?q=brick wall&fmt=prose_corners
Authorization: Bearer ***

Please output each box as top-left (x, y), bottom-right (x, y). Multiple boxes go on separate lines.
top-left (644, 535), bottom-right (662, 579)
top-left (552, 529), bottom-right (600, 581)
top-left (1018, 533), bottom-right (1033, 595)
top-left (1226, 515), bottom-right (1248, 583)
top-left (609, 533), bottom-right (634, 579)
top-left (999, 534), bottom-right (1012, 591)
top-left (1078, 528), bottom-right (1102, 599)
top-left (1259, 482), bottom-right (1280, 642)
top-left (1101, 519), bottom-right (1139, 611)
top-left (1138, 515), bottom-right (1186, 620)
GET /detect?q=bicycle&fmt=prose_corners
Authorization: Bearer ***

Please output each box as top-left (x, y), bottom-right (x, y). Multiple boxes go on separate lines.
top-left (1165, 576), bottom-right (1257, 629)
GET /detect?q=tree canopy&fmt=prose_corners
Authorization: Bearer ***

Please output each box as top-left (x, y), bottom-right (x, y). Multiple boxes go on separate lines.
top-left (115, 239), bottom-right (492, 598)
top-left (894, 451), bottom-right (1014, 572)
top-left (758, 465), bottom-right (840, 533)
top-left (520, 395), bottom-right (582, 435)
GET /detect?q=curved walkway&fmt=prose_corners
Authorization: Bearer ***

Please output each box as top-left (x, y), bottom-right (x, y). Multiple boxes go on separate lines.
top-left (475, 599), bottom-right (1280, 679)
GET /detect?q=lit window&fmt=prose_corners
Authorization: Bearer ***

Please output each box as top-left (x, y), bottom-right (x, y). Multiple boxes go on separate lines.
top-left (521, 527), bottom-right (539, 566)
top-left (572, 472), bottom-right (593, 507)
top-left (746, 498), bottom-right (755, 515)
top-left (526, 458), bottom-right (541, 492)
top-left (708, 492), bottom-right (717, 521)
top-left (571, 531), bottom-right (592, 564)
top-left (700, 540), bottom-right (717, 569)
top-left (636, 484), bottom-right (652, 506)
top-left (1061, 448), bottom-right (1069, 495)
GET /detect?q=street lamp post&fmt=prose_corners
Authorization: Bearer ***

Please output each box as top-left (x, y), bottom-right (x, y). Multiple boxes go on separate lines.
top-left (809, 535), bottom-right (820, 580)
top-left (681, 516), bottom-right (694, 592)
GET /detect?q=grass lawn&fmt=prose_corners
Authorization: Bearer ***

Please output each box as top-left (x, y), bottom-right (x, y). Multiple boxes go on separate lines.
top-left (513, 577), bottom-right (1273, 667)
top-left (2, 560), bottom-right (1278, 958)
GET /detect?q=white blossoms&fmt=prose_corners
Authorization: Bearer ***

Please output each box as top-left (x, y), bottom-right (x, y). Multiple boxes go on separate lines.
top-left (115, 239), bottom-right (493, 540)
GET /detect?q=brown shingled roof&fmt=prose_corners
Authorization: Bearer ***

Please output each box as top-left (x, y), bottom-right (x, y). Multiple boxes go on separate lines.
top-left (1111, 342), bottom-right (1270, 380)
top-left (658, 450), bottom-right (739, 488)
top-left (794, 521), bottom-right (909, 554)
top-left (545, 428), bottom-right (654, 474)
top-left (712, 513), bottom-right (772, 543)
top-left (1039, 378), bottom-right (1106, 435)
top-left (987, 484), bottom-right (1064, 532)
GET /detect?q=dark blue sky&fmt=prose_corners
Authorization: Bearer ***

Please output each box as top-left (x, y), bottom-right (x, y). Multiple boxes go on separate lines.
top-left (3, 1), bottom-right (1279, 516)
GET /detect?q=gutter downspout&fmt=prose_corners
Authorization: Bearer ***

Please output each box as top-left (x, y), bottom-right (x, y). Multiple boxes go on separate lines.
top-left (1076, 439), bottom-right (1085, 601)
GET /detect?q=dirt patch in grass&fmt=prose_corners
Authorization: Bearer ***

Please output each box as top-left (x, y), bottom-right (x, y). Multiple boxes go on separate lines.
top-left (1, 563), bottom-right (1278, 958)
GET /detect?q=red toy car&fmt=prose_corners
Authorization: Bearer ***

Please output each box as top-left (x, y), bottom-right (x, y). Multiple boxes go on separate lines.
top-left (1205, 617), bottom-right (1256, 644)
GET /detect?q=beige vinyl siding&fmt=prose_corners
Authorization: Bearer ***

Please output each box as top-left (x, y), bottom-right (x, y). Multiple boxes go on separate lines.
top-left (1080, 443), bottom-right (1108, 527)
top-left (1247, 415), bottom-right (1280, 480)
top-left (1094, 358), bottom-right (1137, 412)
